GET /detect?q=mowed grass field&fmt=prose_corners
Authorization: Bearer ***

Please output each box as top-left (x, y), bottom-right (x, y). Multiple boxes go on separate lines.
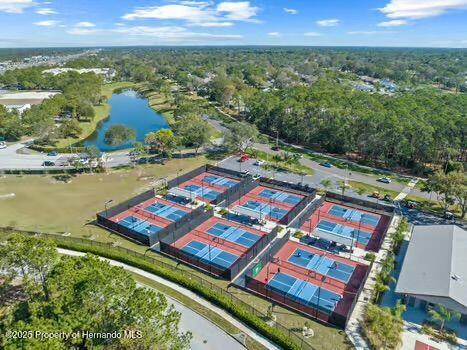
top-left (0, 159), bottom-right (351, 350)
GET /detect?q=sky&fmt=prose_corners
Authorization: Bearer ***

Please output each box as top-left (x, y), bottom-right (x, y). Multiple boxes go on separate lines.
top-left (0, 0), bottom-right (466, 48)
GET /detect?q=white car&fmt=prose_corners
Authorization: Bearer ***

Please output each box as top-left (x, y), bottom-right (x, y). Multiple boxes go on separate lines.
top-left (254, 160), bottom-right (265, 166)
top-left (0, 141), bottom-right (7, 149)
top-left (377, 177), bottom-right (392, 184)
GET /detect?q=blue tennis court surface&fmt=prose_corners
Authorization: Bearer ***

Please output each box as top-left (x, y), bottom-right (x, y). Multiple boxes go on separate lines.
top-left (181, 240), bottom-right (239, 269)
top-left (207, 222), bottom-right (260, 248)
top-left (119, 215), bottom-right (161, 236)
top-left (317, 220), bottom-right (372, 246)
top-left (145, 202), bottom-right (188, 221)
top-left (259, 188), bottom-right (302, 205)
top-left (203, 175), bottom-right (238, 188)
top-left (242, 200), bottom-right (288, 220)
top-left (267, 273), bottom-right (341, 313)
top-left (182, 184), bottom-right (221, 201)
top-left (288, 249), bottom-right (355, 283)
top-left (329, 205), bottom-right (380, 227)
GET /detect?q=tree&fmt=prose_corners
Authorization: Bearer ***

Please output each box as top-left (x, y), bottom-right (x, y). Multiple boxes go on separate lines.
top-left (423, 171), bottom-right (460, 215)
top-left (0, 236), bottom-right (192, 349)
top-left (76, 101), bottom-right (95, 121)
top-left (174, 114), bottom-right (210, 154)
top-left (58, 118), bottom-right (82, 138)
top-left (223, 122), bottom-right (259, 153)
top-left (0, 234), bottom-right (59, 301)
top-left (145, 129), bottom-right (177, 161)
top-left (104, 124), bottom-right (136, 146)
top-left (131, 141), bottom-right (147, 162)
top-left (363, 301), bottom-right (406, 349)
top-left (429, 305), bottom-right (461, 332)
top-left (451, 172), bottom-right (467, 219)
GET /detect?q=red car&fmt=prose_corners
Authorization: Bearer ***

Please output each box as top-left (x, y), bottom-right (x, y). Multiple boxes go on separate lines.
top-left (239, 154), bottom-right (250, 162)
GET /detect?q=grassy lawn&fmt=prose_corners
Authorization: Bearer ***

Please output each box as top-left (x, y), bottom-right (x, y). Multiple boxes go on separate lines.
top-left (132, 274), bottom-right (267, 350)
top-left (277, 144), bottom-right (411, 185)
top-left (345, 180), bottom-right (400, 198)
top-left (247, 149), bottom-right (315, 176)
top-left (0, 158), bottom-right (349, 350)
top-left (405, 195), bottom-right (462, 217)
top-left (145, 90), bottom-right (223, 140)
top-left (55, 82), bottom-right (136, 149)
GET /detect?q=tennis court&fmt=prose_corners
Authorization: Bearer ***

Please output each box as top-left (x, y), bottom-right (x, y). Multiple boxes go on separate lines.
top-left (288, 249), bottom-right (355, 283)
top-left (267, 272), bottom-right (342, 313)
top-left (207, 222), bottom-right (261, 248)
top-left (259, 188), bottom-right (302, 205)
top-left (241, 200), bottom-right (289, 220)
top-left (202, 174), bottom-right (238, 188)
top-left (181, 240), bottom-right (239, 269)
top-left (316, 220), bottom-right (372, 246)
top-left (119, 215), bottom-right (162, 236)
top-left (144, 202), bottom-right (188, 221)
top-left (181, 184), bottom-right (221, 201)
top-left (328, 205), bottom-right (380, 227)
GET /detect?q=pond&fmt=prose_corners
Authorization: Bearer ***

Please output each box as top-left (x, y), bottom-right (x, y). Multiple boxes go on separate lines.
top-left (83, 89), bottom-right (169, 152)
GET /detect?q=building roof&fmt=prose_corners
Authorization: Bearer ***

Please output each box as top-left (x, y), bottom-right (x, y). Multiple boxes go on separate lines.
top-left (395, 225), bottom-right (467, 308)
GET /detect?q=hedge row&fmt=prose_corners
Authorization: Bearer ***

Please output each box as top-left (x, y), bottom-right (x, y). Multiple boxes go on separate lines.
top-left (54, 239), bottom-right (304, 350)
top-left (29, 144), bottom-right (87, 154)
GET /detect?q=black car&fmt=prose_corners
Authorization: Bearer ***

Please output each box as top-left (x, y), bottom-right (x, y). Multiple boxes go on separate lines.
top-left (42, 161), bottom-right (55, 166)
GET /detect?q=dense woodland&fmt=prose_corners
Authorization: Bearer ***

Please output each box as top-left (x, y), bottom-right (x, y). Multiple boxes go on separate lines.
top-left (0, 47), bottom-right (466, 173)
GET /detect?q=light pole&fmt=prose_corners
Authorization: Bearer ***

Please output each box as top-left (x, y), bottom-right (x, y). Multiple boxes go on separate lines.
top-left (104, 199), bottom-right (113, 218)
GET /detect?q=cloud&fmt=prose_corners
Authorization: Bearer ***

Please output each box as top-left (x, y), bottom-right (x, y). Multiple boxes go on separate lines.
top-left (379, 0), bottom-right (467, 20)
top-left (123, 1), bottom-right (259, 26)
top-left (316, 18), bottom-right (340, 27)
top-left (217, 1), bottom-right (259, 21)
top-left (35, 7), bottom-right (57, 15)
top-left (34, 19), bottom-right (60, 26)
top-left (304, 32), bottom-right (322, 36)
top-left (113, 25), bottom-right (242, 42)
top-left (378, 19), bottom-right (408, 26)
top-left (76, 21), bottom-right (95, 28)
top-left (284, 8), bottom-right (298, 15)
top-left (268, 32), bottom-right (280, 36)
top-left (0, 0), bottom-right (36, 13)
top-left (348, 30), bottom-right (397, 35)
top-left (67, 28), bottom-right (99, 35)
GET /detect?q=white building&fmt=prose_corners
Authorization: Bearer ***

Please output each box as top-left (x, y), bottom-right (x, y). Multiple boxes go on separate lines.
top-left (42, 67), bottom-right (116, 82)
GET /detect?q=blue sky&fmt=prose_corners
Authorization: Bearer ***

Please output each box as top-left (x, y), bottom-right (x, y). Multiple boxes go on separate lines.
top-left (0, 0), bottom-right (466, 48)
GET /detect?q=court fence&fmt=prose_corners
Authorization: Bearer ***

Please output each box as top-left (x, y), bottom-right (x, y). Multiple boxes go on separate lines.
top-left (160, 213), bottom-right (279, 280)
top-left (96, 187), bottom-right (209, 246)
top-left (243, 231), bottom-right (362, 329)
top-left (289, 196), bottom-right (326, 229)
top-left (325, 191), bottom-right (395, 215)
top-left (0, 227), bottom-right (317, 350)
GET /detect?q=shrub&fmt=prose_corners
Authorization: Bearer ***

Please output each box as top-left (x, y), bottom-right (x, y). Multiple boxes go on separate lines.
top-left (364, 252), bottom-right (376, 262)
top-left (293, 231), bottom-right (305, 239)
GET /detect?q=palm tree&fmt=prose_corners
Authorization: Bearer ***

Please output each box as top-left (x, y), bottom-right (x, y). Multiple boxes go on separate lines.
top-left (429, 305), bottom-right (461, 332)
top-left (374, 281), bottom-right (390, 303)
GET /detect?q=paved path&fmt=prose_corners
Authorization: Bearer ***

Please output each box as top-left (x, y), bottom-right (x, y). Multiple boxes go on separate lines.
top-left (58, 248), bottom-right (280, 350)
top-left (136, 281), bottom-right (245, 350)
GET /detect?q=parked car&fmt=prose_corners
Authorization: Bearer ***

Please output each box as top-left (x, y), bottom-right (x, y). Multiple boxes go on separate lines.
top-left (42, 161), bottom-right (55, 167)
top-left (239, 154), bottom-right (250, 162)
top-left (0, 141), bottom-right (6, 149)
top-left (377, 177), bottom-right (392, 184)
top-left (254, 159), bottom-right (265, 166)
top-left (252, 173), bottom-right (261, 180)
top-left (47, 151), bottom-right (58, 156)
top-left (240, 170), bottom-right (250, 177)
top-left (320, 162), bottom-right (332, 168)
top-left (383, 194), bottom-right (392, 202)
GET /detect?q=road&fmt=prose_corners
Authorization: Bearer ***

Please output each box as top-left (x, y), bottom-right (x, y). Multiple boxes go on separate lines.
top-left (137, 283), bottom-right (244, 350)
top-left (0, 140), bottom-right (130, 170)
